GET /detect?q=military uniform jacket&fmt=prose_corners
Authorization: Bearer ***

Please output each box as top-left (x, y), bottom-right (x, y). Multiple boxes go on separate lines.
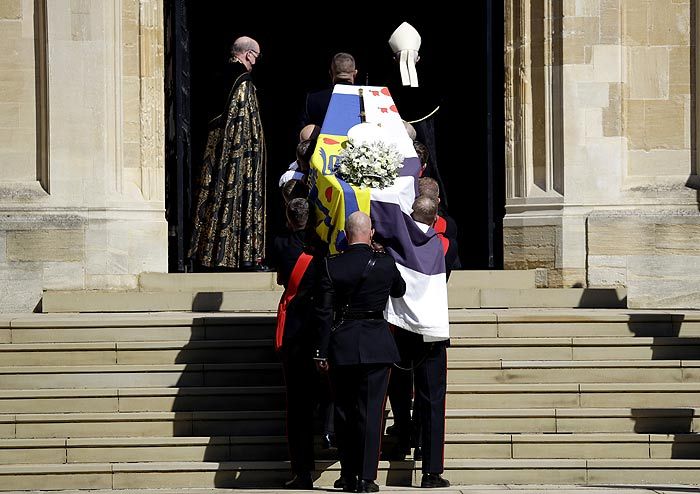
top-left (270, 230), bottom-right (318, 349)
top-left (315, 244), bottom-right (406, 365)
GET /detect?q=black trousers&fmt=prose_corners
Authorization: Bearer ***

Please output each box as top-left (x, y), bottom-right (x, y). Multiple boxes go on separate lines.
top-left (318, 373), bottom-right (335, 435)
top-left (387, 358), bottom-right (413, 449)
top-left (281, 341), bottom-right (317, 474)
top-left (331, 364), bottom-right (391, 481)
top-left (388, 328), bottom-right (447, 474)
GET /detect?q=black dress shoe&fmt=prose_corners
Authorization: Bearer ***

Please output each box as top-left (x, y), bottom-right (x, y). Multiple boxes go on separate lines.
top-left (334, 475), bottom-right (357, 492)
top-left (356, 479), bottom-right (379, 492)
top-left (421, 473), bottom-right (450, 488)
top-left (284, 473), bottom-right (313, 489)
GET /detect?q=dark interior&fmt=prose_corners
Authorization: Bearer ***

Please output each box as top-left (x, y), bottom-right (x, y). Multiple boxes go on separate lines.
top-left (166, 3), bottom-right (505, 271)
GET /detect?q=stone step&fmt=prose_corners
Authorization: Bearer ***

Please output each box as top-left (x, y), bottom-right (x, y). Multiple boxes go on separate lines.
top-left (0, 384), bottom-right (699, 414)
top-left (0, 436), bottom-right (289, 465)
top-left (449, 337), bottom-right (700, 361)
top-left (41, 291), bottom-right (282, 314)
top-left (0, 387), bottom-right (286, 414)
top-left (478, 288), bottom-right (627, 309)
top-left (0, 340), bottom-right (277, 366)
top-left (1, 411), bottom-right (286, 439)
top-left (1, 458), bottom-right (700, 490)
top-left (1, 337), bottom-right (699, 366)
top-left (41, 287), bottom-right (628, 313)
top-left (2, 408), bottom-right (697, 439)
top-left (6, 310), bottom-right (700, 343)
top-left (7, 360), bottom-right (700, 388)
top-left (0, 489), bottom-right (662, 494)
top-left (0, 360), bottom-right (695, 389)
top-left (139, 273), bottom-right (282, 292)
top-left (139, 270), bottom-right (538, 292)
top-left (0, 312), bottom-right (275, 343)
top-left (452, 360), bottom-right (696, 384)
top-left (446, 270), bottom-right (538, 290)
top-left (0, 433), bottom-right (697, 465)
top-left (445, 383), bottom-right (700, 409)
top-left (489, 310), bottom-right (700, 338)
top-left (0, 363), bottom-right (284, 389)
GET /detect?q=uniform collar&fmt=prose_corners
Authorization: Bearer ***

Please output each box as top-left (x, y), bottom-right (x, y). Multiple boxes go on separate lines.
top-left (346, 243), bottom-right (372, 252)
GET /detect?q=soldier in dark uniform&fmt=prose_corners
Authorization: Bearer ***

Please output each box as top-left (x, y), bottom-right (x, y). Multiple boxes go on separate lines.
top-left (299, 52), bottom-right (357, 131)
top-left (314, 212), bottom-right (406, 493)
top-left (270, 198), bottom-right (320, 490)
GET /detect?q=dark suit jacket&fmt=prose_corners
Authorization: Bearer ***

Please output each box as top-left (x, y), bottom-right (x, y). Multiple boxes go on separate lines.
top-left (270, 230), bottom-right (318, 349)
top-left (315, 244), bottom-right (405, 366)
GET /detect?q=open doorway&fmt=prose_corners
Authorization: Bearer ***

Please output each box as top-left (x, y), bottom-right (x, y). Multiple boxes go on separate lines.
top-left (165, 3), bottom-right (504, 272)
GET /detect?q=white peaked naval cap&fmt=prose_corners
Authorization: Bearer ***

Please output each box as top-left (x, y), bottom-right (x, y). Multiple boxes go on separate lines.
top-left (388, 22), bottom-right (421, 87)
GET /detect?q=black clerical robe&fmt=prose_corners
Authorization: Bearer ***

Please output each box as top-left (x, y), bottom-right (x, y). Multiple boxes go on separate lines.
top-left (189, 61), bottom-right (266, 268)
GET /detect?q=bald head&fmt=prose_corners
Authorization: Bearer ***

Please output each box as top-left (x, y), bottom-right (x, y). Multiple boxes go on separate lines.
top-left (346, 211), bottom-right (372, 245)
top-left (299, 124), bottom-right (320, 142)
top-left (230, 36), bottom-right (260, 71)
top-left (232, 36), bottom-right (259, 55)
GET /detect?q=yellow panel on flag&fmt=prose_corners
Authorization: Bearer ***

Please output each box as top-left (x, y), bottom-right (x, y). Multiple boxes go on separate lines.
top-left (309, 133), bottom-right (371, 253)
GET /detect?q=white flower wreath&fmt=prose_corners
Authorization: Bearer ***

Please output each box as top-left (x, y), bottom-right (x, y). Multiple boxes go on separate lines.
top-left (335, 139), bottom-right (404, 189)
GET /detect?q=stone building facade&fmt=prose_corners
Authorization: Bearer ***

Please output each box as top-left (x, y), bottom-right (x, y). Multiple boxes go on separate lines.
top-left (0, 0), bottom-right (698, 311)
top-left (504, 0), bottom-right (700, 307)
top-left (0, 0), bottom-right (166, 311)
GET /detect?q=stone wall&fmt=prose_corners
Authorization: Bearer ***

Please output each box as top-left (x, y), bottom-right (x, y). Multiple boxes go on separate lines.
top-left (588, 211), bottom-right (700, 308)
top-left (0, 0), bottom-right (166, 312)
top-left (0, 0), bottom-right (37, 183)
top-left (504, 0), bottom-right (700, 307)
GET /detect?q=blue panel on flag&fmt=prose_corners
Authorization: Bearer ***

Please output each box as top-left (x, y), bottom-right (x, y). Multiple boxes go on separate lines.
top-left (321, 93), bottom-right (362, 136)
top-left (399, 156), bottom-right (422, 178)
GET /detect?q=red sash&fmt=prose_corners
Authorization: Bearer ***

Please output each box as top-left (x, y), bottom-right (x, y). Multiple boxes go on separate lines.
top-left (275, 253), bottom-right (313, 351)
top-left (434, 215), bottom-right (449, 254)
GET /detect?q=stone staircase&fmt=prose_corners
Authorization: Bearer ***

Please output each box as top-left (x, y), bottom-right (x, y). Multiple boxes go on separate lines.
top-left (40, 270), bottom-right (627, 312)
top-left (0, 272), bottom-right (698, 489)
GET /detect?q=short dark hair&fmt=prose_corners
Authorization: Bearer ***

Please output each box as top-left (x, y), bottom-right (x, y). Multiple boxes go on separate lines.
top-left (286, 198), bottom-right (309, 230)
top-left (296, 139), bottom-right (315, 171)
top-left (282, 179), bottom-right (308, 204)
top-left (411, 195), bottom-right (438, 225)
top-left (331, 52), bottom-right (356, 81)
top-left (418, 177), bottom-right (440, 200)
top-left (413, 141), bottom-right (429, 168)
